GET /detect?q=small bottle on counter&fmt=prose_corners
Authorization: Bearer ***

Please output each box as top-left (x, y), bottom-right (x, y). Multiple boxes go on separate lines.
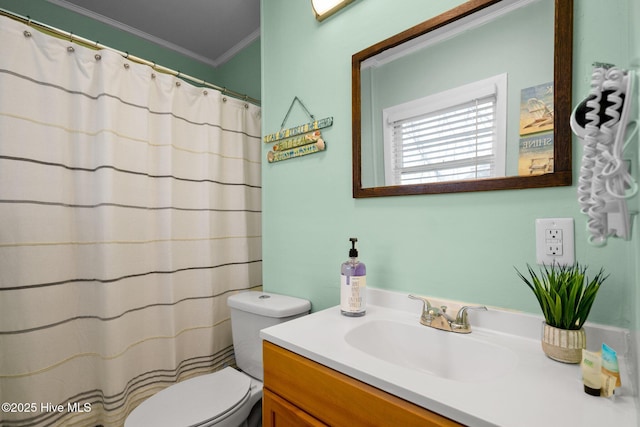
top-left (340, 237), bottom-right (366, 317)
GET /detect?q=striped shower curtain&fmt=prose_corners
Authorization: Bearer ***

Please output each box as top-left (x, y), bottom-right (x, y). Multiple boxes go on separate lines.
top-left (0, 15), bottom-right (262, 427)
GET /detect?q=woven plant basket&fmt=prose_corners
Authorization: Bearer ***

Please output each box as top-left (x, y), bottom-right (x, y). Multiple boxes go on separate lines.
top-left (541, 322), bottom-right (586, 363)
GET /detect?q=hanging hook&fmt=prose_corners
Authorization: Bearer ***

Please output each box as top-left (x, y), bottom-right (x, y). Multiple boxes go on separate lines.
top-left (22, 17), bottom-right (33, 38)
top-left (280, 97), bottom-right (316, 129)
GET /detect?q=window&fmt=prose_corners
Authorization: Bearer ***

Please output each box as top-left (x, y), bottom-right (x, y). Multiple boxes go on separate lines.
top-left (383, 74), bottom-right (507, 185)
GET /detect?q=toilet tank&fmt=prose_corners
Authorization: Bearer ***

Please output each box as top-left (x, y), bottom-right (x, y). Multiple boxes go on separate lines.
top-left (227, 291), bottom-right (310, 381)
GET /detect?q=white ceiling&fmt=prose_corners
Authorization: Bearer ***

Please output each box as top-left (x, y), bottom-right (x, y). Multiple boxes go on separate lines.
top-left (45, 0), bottom-right (261, 68)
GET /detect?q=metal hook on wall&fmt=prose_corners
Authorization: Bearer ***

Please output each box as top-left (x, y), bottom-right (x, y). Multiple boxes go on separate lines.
top-left (280, 96), bottom-right (316, 129)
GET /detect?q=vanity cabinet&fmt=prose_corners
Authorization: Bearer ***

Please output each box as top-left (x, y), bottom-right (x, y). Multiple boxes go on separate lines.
top-left (262, 341), bottom-right (462, 427)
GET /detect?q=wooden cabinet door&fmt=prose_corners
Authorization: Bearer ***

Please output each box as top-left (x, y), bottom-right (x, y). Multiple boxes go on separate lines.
top-left (263, 388), bottom-right (328, 427)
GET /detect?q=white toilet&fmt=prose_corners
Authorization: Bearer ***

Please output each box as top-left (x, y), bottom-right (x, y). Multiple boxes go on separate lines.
top-left (125, 291), bottom-right (311, 427)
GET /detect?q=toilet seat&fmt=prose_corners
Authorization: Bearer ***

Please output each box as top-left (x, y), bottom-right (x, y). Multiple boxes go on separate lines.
top-left (125, 367), bottom-right (252, 427)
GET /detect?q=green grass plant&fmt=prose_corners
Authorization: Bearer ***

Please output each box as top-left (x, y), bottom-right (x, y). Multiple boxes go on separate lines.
top-left (515, 263), bottom-right (607, 330)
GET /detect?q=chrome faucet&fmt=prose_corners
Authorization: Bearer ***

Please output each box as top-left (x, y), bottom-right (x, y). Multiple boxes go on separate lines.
top-left (408, 294), bottom-right (487, 334)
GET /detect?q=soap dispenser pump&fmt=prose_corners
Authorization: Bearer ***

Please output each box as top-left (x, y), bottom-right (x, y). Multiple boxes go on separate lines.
top-left (340, 237), bottom-right (366, 317)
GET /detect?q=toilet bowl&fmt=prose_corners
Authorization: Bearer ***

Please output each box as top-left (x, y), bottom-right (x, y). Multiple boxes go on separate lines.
top-left (125, 291), bottom-right (310, 427)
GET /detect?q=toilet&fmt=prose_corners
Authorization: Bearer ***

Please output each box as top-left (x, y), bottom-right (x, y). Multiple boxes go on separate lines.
top-left (125, 291), bottom-right (311, 427)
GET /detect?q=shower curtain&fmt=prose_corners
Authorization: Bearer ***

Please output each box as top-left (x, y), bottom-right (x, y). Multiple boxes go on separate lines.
top-left (0, 15), bottom-right (262, 427)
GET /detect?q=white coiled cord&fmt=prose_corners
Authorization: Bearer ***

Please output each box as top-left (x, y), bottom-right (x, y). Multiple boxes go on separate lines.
top-left (574, 66), bottom-right (637, 246)
top-left (576, 66), bottom-right (607, 244)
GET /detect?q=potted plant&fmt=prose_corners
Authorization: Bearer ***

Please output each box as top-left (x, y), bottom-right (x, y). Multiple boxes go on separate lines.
top-left (515, 263), bottom-right (608, 363)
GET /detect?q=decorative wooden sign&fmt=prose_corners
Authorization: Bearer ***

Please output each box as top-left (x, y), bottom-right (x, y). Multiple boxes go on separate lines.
top-left (264, 97), bottom-right (332, 163)
top-left (267, 139), bottom-right (326, 163)
top-left (263, 117), bottom-right (333, 144)
top-left (271, 130), bottom-right (321, 151)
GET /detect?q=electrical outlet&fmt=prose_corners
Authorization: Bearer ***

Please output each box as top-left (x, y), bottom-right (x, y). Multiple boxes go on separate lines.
top-left (535, 218), bottom-right (574, 265)
top-left (545, 229), bottom-right (563, 255)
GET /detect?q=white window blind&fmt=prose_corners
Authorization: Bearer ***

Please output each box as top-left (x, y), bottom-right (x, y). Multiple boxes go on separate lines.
top-left (383, 74), bottom-right (507, 186)
top-left (391, 95), bottom-right (497, 184)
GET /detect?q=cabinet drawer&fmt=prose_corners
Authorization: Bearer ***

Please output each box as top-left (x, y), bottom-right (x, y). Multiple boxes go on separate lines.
top-left (263, 341), bottom-right (461, 427)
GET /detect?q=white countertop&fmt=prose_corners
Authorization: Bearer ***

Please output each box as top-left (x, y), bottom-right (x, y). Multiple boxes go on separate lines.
top-left (260, 288), bottom-right (638, 427)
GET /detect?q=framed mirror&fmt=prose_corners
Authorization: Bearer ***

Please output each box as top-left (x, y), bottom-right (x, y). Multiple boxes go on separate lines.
top-left (352, 0), bottom-right (573, 197)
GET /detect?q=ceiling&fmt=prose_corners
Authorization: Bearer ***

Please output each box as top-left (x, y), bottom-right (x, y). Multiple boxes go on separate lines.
top-left (45, 0), bottom-right (261, 68)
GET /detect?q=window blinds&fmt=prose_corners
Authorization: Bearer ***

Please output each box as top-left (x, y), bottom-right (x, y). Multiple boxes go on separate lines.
top-left (390, 94), bottom-right (498, 185)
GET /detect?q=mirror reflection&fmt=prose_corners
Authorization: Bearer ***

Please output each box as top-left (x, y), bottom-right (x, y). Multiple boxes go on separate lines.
top-left (352, 0), bottom-right (573, 197)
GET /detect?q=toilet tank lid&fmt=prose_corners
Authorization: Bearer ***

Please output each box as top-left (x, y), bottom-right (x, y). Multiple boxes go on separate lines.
top-left (228, 291), bottom-right (311, 318)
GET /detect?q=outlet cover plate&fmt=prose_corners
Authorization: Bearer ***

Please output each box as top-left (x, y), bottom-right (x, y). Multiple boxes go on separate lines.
top-left (535, 218), bottom-right (574, 266)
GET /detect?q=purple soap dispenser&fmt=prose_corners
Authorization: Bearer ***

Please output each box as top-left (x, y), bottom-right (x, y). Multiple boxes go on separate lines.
top-left (340, 237), bottom-right (367, 317)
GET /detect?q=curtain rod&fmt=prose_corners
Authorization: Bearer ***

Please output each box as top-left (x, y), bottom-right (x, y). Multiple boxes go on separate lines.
top-left (0, 7), bottom-right (261, 106)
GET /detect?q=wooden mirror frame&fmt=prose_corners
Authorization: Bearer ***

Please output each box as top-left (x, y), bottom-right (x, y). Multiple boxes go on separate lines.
top-left (352, 0), bottom-right (573, 198)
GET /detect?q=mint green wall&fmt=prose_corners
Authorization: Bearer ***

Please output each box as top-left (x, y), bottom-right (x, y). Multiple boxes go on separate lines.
top-left (216, 39), bottom-right (261, 102)
top-left (0, 0), bottom-right (261, 100)
top-left (262, 0), bottom-right (639, 329)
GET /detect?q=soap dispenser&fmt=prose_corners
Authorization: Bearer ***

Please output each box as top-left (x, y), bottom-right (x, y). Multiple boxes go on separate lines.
top-left (340, 237), bottom-right (366, 317)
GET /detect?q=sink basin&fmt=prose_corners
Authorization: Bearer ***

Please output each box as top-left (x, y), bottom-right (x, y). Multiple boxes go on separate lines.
top-left (344, 319), bottom-right (518, 382)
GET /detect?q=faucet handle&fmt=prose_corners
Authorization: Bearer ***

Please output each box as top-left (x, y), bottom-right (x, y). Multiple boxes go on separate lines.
top-left (453, 305), bottom-right (488, 333)
top-left (432, 305), bottom-right (454, 322)
top-left (408, 294), bottom-right (432, 309)
top-left (408, 294), bottom-right (433, 326)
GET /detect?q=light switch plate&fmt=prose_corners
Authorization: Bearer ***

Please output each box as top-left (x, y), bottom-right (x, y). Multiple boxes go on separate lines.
top-left (535, 218), bottom-right (574, 265)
